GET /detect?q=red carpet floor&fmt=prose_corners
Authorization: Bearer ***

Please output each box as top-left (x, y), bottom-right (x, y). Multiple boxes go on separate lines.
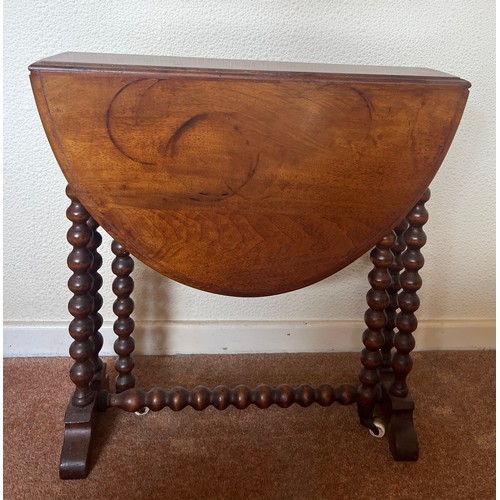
top-left (3, 351), bottom-right (495, 499)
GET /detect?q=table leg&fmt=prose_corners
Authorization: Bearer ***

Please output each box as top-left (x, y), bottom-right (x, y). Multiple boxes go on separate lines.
top-left (112, 240), bottom-right (136, 392)
top-left (381, 188), bottom-right (430, 461)
top-left (65, 185), bottom-right (96, 406)
top-left (391, 189), bottom-right (430, 397)
top-left (60, 186), bottom-right (108, 479)
top-left (87, 216), bottom-right (104, 375)
top-left (381, 218), bottom-right (408, 371)
top-left (358, 230), bottom-right (395, 434)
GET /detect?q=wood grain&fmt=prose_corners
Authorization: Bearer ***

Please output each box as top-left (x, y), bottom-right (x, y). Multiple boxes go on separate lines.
top-left (30, 54), bottom-right (469, 296)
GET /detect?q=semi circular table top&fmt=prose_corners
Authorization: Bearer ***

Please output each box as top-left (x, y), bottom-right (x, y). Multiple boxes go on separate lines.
top-left (30, 53), bottom-right (470, 296)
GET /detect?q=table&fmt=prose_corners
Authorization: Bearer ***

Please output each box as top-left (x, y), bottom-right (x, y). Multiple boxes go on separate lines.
top-left (29, 52), bottom-right (470, 479)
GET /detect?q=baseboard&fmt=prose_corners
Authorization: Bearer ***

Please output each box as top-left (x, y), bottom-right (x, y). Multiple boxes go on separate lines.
top-left (3, 320), bottom-right (495, 357)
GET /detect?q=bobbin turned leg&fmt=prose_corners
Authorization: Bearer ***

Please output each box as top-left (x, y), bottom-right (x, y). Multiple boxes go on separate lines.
top-left (357, 231), bottom-right (395, 434)
top-left (87, 216), bottom-right (105, 380)
top-left (380, 218), bottom-right (408, 372)
top-left (379, 189), bottom-right (430, 461)
top-left (111, 241), bottom-right (136, 393)
top-left (60, 186), bottom-right (108, 480)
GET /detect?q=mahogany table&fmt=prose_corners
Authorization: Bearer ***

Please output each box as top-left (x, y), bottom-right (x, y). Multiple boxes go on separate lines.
top-left (29, 52), bottom-right (470, 479)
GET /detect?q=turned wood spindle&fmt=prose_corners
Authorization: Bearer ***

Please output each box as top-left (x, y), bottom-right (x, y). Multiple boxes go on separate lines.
top-left (107, 383), bottom-right (358, 413)
top-left (112, 240), bottom-right (136, 392)
top-left (87, 216), bottom-right (104, 374)
top-left (390, 189), bottom-right (430, 397)
top-left (381, 218), bottom-right (409, 370)
top-left (358, 231), bottom-right (395, 432)
top-left (66, 185), bottom-right (95, 406)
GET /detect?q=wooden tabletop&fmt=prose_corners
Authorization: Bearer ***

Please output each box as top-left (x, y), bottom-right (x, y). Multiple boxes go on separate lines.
top-left (30, 52), bottom-right (468, 83)
top-left (30, 53), bottom-right (470, 296)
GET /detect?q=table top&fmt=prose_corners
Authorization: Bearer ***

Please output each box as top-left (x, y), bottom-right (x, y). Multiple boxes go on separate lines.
top-left (30, 53), bottom-right (470, 296)
top-left (30, 52), bottom-right (467, 81)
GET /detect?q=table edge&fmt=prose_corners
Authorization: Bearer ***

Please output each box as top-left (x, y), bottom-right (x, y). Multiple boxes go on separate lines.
top-left (29, 52), bottom-right (471, 87)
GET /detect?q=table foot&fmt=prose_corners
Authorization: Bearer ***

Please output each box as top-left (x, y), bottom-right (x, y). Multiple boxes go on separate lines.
top-left (59, 364), bottom-right (108, 479)
top-left (379, 371), bottom-right (418, 461)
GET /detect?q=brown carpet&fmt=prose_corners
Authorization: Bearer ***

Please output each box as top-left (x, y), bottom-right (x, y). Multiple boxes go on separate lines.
top-left (3, 351), bottom-right (495, 499)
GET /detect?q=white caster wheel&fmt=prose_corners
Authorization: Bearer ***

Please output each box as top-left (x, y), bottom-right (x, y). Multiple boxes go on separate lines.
top-left (369, 418), bottom-right (385, 438)
top-left (135, 407), bottom-right (150, 416)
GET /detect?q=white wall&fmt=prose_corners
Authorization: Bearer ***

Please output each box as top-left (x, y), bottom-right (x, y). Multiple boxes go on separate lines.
top-left (4, 1), bottom-right (495, 354)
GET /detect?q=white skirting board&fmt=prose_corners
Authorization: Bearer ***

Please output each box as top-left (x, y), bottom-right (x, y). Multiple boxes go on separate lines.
top-left (3, 320), bottom-right (495, 357)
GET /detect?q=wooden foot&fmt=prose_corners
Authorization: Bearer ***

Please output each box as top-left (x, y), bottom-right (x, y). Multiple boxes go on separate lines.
top-left (379, 371), bottom-right (418, 461)
top-left (59, 364), bottom-right (108, 479)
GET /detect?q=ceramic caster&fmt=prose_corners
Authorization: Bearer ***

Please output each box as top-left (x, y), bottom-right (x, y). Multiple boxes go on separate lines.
top-left (135, 407), bottom-right (150, 416)
top-left (369, 418), bottom-right (385, 438)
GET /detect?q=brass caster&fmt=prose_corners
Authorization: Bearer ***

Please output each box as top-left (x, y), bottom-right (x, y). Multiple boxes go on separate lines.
top-left (369, 418), bottom-right (386, 438)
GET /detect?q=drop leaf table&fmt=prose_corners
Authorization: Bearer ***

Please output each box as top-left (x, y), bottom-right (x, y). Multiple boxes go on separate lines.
top-left (29, 52), bottom-right (470, 479)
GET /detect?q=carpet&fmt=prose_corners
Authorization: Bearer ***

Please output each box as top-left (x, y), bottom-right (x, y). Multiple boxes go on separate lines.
top-left (3, 351), bottom-right (495, 499)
